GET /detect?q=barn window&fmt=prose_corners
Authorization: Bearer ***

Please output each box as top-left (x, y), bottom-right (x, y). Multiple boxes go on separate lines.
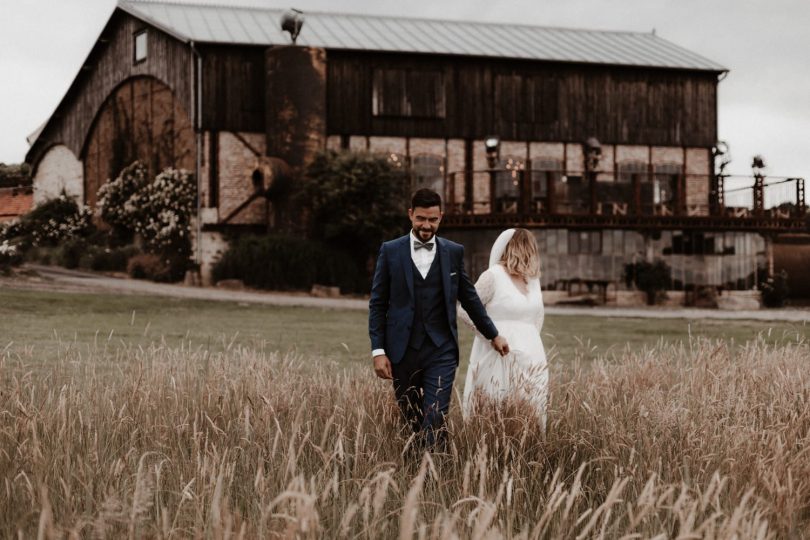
top-left (530, 159), bottom-right (563, 212)
top-left (372, 69), bottom-right (446, 118)
top-left (410, 154), bottom-right (444, 194)
top-left (493, 156), bottom-right (524, 213)
top-left (134, 30), bottom-right (148, 63)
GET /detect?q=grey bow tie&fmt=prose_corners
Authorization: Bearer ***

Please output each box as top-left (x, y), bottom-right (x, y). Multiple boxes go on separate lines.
top-left (414, 240), bottom-right (434, 251)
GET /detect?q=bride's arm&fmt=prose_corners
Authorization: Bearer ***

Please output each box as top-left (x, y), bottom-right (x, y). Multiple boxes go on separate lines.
top-left (534, 279), bottom-right (545, 334)
top-left (457, 269), bottom-right (495, 337)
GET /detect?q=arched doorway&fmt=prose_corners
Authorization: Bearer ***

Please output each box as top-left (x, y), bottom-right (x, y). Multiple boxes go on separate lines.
top-left (82, 76), bottom-right (194, 207)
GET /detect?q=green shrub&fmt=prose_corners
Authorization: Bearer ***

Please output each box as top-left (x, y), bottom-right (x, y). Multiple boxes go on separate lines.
top-left (127, 253), bottom-right (169, 281)
top-left (760, 269), bottom-right (790, 308)
top-left (55, 238), bottom-right (88, 269)
top-left (0, 239), bottom-right (23, 273)
top-left (80, 245), bottom-right (141, 272)
top-left (624, 260), bottom-right (673, 305)
top-left (0, 194), bottom-right (93, 252)
top-left (298, 151), bottom-right (409, 272)
top-left (213, 235), bottom-right (362, 293)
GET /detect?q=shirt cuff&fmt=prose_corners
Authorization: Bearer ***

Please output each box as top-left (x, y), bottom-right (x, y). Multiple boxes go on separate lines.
top-left (372, 348), bottom-right (386, 358)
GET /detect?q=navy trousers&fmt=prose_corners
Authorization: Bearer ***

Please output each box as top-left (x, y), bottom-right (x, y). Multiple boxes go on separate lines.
top-left (391, 339), bottom-right (459, 450)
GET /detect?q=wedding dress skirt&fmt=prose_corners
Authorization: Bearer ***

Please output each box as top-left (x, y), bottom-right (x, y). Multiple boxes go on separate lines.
top-left (460, 264), bottom-right (548, 429)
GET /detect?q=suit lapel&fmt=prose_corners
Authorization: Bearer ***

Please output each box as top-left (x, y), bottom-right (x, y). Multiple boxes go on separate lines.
top-left (399, 235), bottom-right (414, 298)
top-left (438, 237), bottom-right (452, 307)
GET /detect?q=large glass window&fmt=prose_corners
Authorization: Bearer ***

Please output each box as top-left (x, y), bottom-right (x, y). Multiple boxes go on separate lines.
top-left (493, 157), bottom-right (524, 213)
top-left (372, 69), bottom-right (446, 118)
top-left (410, 154), bottom-right (444, 195)
top-left (530, 159), bottom-right (562, 213)
top-left (134, 30), bottom-right (148, 63)
top-left (651, 163), bottom-right (681, 215)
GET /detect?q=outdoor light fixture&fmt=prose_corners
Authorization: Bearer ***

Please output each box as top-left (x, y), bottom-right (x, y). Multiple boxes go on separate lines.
top-left (485, 136), bottom-right (500, 169)
top-left (583, 136), bottom-right (602, 172)
top-left (281, 9), bottom-right (304, 44)
top-left (751, 155), bottom-right (766, 171)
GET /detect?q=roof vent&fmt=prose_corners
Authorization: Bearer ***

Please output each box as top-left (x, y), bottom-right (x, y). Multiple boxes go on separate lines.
top-left (281, 9), bottom-right (304, 44)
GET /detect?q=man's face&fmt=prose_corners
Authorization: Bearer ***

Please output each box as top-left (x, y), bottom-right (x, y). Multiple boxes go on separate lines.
top-left (408, 205), bottom-right (442, 242)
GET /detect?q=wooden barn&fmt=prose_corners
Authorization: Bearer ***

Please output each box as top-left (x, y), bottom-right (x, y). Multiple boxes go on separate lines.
top-left (26, 0), bottom-right (808, 299)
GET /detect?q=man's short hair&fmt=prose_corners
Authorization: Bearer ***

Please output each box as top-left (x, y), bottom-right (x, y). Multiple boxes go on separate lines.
top-left (411, 188), bottom-right (442, 210)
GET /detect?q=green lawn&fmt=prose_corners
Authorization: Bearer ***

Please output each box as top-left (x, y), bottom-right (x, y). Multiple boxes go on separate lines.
top-left (2, 287), bottom-right (808, 374)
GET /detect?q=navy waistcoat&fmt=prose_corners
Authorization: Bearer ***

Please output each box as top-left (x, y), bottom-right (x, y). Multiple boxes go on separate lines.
top-left (408, 254), bottom-right (453, 350)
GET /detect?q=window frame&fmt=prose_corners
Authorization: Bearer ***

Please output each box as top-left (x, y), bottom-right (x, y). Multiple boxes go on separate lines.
top-left (133, 30), bottom-right (148, 64)
top-left (371, 68), bottom-right (446, 119)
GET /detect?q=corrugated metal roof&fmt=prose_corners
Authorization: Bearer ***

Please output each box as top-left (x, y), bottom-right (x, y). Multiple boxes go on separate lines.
top-left (118, 0), bottom-right (727, 72)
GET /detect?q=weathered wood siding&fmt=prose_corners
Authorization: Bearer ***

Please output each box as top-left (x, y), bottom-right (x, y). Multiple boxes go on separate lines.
top-left (199, 44), bottom-right (265, 132)
top-left (83, 77), bottom-right (194, 207)
top-left (326, 51), bottom-right (719, 147)
top-left (27, 9), bottom-right (192, 167)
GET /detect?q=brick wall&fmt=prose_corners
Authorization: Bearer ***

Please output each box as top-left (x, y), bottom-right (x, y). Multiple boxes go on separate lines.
top-left (325, 135), bottom-right (342, 152)
top-left (651, 146), bottom-right (684, 167)
top-left (218, 131), bottom-right (267, 225)
top-left (349, 136), bottom-right (368, 151)
top-left (565, 143), bottom-right (585, 173)
top-left (446, 139), bottom-right (465, 209)
top-left (614, 145), bottom-right (648, 166)
top-left (685, 147), bottom-right (711, 215)
top-left (368, 136), bottom-right (407, 156)
top-left (32, 144), bottom-right (83, 206)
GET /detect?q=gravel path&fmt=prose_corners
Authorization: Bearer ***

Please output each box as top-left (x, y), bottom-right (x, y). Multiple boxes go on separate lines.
top-left (2, 264), bottom-right (809, 323)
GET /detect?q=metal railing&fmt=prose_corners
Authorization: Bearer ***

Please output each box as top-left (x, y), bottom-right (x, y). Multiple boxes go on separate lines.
top-left (439, 169), bottom-right (807, 220)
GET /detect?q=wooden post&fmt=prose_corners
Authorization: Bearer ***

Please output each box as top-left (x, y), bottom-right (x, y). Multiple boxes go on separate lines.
top-left (489, 170), bottom-right (497, 214)
top-left (546, 170), bottom-right (556, 214)
top-left (521, 159), bottom-right (532, 214)
top-left (753, 175), bottom-right (765, 216)
top-left (589, 170), bottom-right (598, 214)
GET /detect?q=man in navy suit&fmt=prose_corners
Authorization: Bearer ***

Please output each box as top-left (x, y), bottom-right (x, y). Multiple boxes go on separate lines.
top-left (369, 188), bottom-right (509, 450)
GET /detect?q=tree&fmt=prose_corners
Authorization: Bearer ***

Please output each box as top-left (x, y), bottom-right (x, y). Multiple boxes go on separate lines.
top-left (298, 150), bottom-right (410, 274)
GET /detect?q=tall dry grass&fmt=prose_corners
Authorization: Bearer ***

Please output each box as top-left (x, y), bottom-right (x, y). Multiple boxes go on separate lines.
top-left (1, 333), bottom-right (809, 538)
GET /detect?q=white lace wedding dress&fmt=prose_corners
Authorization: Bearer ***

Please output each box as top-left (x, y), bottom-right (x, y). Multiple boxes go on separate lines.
top-left (460, 263), bottom-right (548, 429)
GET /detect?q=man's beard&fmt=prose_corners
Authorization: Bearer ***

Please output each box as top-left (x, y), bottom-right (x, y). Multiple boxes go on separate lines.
top-left (414, 228), bottom-right (435, 241)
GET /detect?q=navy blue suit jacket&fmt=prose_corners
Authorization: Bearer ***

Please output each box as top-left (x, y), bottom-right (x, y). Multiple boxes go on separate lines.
top-left (368, 234), bottom-right (498, 364)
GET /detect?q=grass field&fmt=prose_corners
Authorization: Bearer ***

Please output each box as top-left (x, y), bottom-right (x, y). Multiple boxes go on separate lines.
top-left (2, 287), bottom-right (810, 537)
top-left (2, 287), bottom-right (808, 370)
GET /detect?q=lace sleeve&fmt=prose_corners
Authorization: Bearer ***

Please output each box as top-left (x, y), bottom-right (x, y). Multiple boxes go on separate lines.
top-left (535, 279), bottom-right (545, 334)
top-left (458, 269), bottom-right (496, 336)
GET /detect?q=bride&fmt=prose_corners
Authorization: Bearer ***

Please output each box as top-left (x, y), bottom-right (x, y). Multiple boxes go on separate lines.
top-left (459, 228), bottom-right (548, 429)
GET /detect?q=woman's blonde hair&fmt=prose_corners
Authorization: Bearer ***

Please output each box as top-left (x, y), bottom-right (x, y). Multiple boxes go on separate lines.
top-left (500, 228), bottom-right (541, 279)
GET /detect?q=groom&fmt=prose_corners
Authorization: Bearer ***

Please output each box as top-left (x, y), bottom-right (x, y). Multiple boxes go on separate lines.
top-left (369, 188), bottom-right (509, 449)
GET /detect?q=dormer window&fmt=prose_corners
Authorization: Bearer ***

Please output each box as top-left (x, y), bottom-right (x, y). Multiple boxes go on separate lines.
top-left (134, 30), bottom-right (148, 63)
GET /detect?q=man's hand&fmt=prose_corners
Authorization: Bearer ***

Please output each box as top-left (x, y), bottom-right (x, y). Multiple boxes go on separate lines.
top-left (373, 354), bottom-right (393, 379)
top-left (491, 335), bottom-right (510, 357)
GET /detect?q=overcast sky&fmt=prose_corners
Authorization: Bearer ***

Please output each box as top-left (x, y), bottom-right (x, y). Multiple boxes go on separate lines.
top-left (1, 0), bottom-right (808, 182)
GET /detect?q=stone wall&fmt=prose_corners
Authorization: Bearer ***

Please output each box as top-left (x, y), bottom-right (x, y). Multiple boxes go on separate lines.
top-left (217, 131), bottom-right (267, 225)
top-left (32, 144), bottom-right (83, 206)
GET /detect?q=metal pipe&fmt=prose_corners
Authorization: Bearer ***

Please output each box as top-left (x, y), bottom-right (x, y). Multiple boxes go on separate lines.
top-left (189, 41), bottom-right (203, 271)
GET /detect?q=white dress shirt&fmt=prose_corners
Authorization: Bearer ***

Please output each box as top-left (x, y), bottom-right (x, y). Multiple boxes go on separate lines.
top-left (410, 231), bottom-right (437, 279)
top-left (372, 232), bottom-right (437, 358)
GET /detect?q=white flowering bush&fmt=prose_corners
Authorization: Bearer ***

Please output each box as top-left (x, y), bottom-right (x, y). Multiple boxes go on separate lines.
top-left (132, 168), bottom-right (196, 253)
top-left (0, 194), bottom-right (93, 251)
top-left (97, 161), bottom-right (149, 239)
top-left (0, 238), bottom-right (22, 271)
top-left (96, 162), bottom-right (196, 280)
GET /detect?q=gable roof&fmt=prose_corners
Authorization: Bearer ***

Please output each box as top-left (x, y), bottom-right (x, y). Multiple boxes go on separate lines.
top-left (119, 0), bottom-right (727, 72)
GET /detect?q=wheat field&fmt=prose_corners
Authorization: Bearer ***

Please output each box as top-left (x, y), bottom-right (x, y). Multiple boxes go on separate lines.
top-left (1, 332), bottom-right (809, 538)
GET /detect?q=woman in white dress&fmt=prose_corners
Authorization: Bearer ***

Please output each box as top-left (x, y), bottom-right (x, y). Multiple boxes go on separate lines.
top-left (460, 228), bottom-right (548, 429)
